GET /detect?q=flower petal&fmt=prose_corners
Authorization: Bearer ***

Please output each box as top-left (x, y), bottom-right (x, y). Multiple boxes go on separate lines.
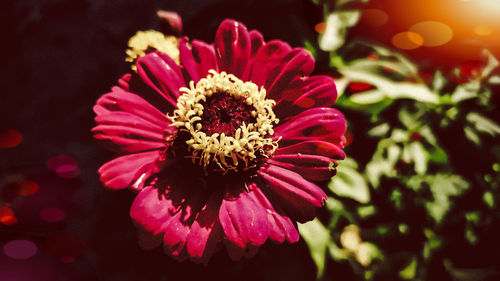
top-left (249, 30), bottom-right (264, 57)
top-left (186, 194), bottom-right (223, 263)
top-left (275, 140), bottom-right (345, 160)
top-left (258, 164), bottom-right (326, 222)
top-left (273, 75), bottom-right (338, 118)
top-left (274, 107), bottom-right (346, 146)
top-left (214, 19), bottom-right (251, 78)
top-left (98, 150), bottom-right (161, 190)
top-left (130, 186), bottom-right (179, 235)
top-left (247, 40), bottom-right (292, 88)
top-left (92, 111), bottom-right (167, 153)
top-left (179, 37), bottom-right (218, 83)
top-left (251, 184), bottom-right (299, 243)
top-left (136, 51), bottom-right (185, 108)
top-left (249, 41), bottom-right (314, 101)
top-left (94, 86), bottom-right (172, 132)
top-left (219, 186), bottom-right (270, 249)
top-left (267, 154), bottom-right (336, 182)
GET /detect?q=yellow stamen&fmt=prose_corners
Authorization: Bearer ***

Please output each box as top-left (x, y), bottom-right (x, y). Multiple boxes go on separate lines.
top-left (125, 30), bottom-right (180, 71)
top-left (168, 70), bottom-right (279, 173)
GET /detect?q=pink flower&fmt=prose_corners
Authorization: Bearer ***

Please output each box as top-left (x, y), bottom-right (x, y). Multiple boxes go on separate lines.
top-left (93, 19), bottom-right (346, 263)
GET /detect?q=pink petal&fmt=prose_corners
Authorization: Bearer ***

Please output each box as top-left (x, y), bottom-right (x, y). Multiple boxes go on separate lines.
top-left (179, 38), bottom-right (218, 83)
top-left (118, 73), bottom-right (132, 90)
top-left (219, 186), bottom-right (270, 248)
top-left (136, 51), bottom-right (185, 108)
top-left (267, 154), bottom-right (336, 182)
top-left (92, 111), bottom-right (167, 153)
top-left (247, 40), bottom-right (292, 88)
top-left (265, 48), bottom-right (315, 101)
top-left (161, 211), bottom-right (191, 258)
top-left (186, 195), bottom-right (223, 263)
top-left (258, 164), bottom-right (325, 223)
top-left (214, 19), bottom-right (251, 78)
top-left (273, 75), bottom-right (338, 118)
top-left (251, 184), bottom-right (299, 243)
top-left (98, 150), bottom-right (161, 190)
top-left (275, 140), bottom-right (346, 160)
top-left (130, 186), bottom-right (179, 235)
top-left (274, 107), bottom-right (346, 145)
top-left (93, 86), bottom-right (172, 133)
top-left (259, 164), bottom-right (327, 207)
top-left (249, 30), bottom-right (264, 57)
top-left (248, 41), bottom-right (314, 101)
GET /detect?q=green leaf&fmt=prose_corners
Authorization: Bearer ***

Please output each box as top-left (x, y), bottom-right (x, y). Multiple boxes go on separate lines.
top-left (390, 189), bottom-right (403, 210)
top-left (398, 108), bottom-right (420, 131)
top-left (464, 126), bottom-right (481, 145)
top-left (428, 146), bottom-right (448, 164)
top-left (407, 141), bottom-right (428, 175)
top-left (349, 89), bottom-right (386, 104)
top-left (319, 10), bottom-right (360, 53)
top-left (304, 40), bottom-right (317, 59)
top-left (339, 69), bottom-right (439, 103)
top-left (298, 219), bottom-right (331, 278)
top-left (329, 158), bottom-right (370, 203)
top-left (431, 70), bottom-right (446, 92)
top-left (451, 81), bottom-right (481, 103)
top-left (399, 257), bottom-right (417, 280)
top-left (366, 142), bottom-right (400, 187)
top-left (467, 112), bottom-right (500, 136)
top-left (357, 205), bottom-right (377, 218)
top-left (483, 191), bottom-right (495, 209)
top-left (426, 174), bottom-right (470, 223)
top-left (367, 123), bottom-right (390, 137)
top-left (481, 49), bottom-right (499, 78)
top-left (489, 75), bottom-right (500, 84)
top-left (465, 225), bottom-right (478, 245)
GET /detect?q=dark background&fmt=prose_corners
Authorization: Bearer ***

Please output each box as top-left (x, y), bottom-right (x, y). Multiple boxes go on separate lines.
top-left (1, 0), bottom-right (324, 280)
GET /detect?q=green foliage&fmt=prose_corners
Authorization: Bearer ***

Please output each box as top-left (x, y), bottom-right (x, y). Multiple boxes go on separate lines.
top-left (329, 158), bottom-right (370, 203)
top-left (300, 1), bottom-right (500, 280)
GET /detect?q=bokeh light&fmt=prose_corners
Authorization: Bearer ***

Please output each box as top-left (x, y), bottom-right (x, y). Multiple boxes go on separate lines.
top-left (409, 21), bottom-right (454, 47)
top-left (359, 9), bottom-right (389, 27)
top-left (392, 32), bottom-right (423, 50)
top-left (12, 179), bottom-right (40, 196)
top-left (314, 22), bottom-right (326, 34)
top-left (3, 240), bottom-right (38, 259)
top-left (0, 206), bottom-right (15, 225)
top-left (46, 155), bottom-right (80, 178)
top-left (0, 129), bottom-right (23, 148)
top-left (474, 24), bottom-right (494, 36)
top-left (39, 207), bottom-right (66, 223)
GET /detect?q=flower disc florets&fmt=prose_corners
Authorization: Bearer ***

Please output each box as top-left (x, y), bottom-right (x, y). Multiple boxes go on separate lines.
top-left (168, 70), bottom-right (279, 173)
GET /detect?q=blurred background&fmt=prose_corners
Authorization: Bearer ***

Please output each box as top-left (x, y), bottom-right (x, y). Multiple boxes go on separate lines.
top-left (1, 0), bottom-right (499, 280)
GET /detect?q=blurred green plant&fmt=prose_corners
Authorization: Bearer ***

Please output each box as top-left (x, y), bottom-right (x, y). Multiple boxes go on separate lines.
top-left (300, 1), bottom-right (500, 280)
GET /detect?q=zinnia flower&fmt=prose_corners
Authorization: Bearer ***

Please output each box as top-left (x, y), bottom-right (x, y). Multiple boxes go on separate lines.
top-left (93, 19), bottom-right (346, 263)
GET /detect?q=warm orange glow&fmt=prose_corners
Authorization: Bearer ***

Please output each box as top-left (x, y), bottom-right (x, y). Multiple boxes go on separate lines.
top-left (409, 21), bottom-right (453, 47)
top-left (474, 24), bottom-right (494, 36)
top-left (360, 9), bottom-right (389, 27)
top-left (314, 22), bottom-right (327, 34)
top-left (392, 32), bottom-right (423, 50)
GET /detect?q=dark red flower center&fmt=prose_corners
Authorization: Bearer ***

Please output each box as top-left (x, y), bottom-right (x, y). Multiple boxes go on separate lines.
top-left (197, 92), bottom-right (256, 137)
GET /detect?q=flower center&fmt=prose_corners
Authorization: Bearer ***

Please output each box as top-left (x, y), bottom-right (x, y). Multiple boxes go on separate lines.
top-left (168, 70), bottom-right (279, 174)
